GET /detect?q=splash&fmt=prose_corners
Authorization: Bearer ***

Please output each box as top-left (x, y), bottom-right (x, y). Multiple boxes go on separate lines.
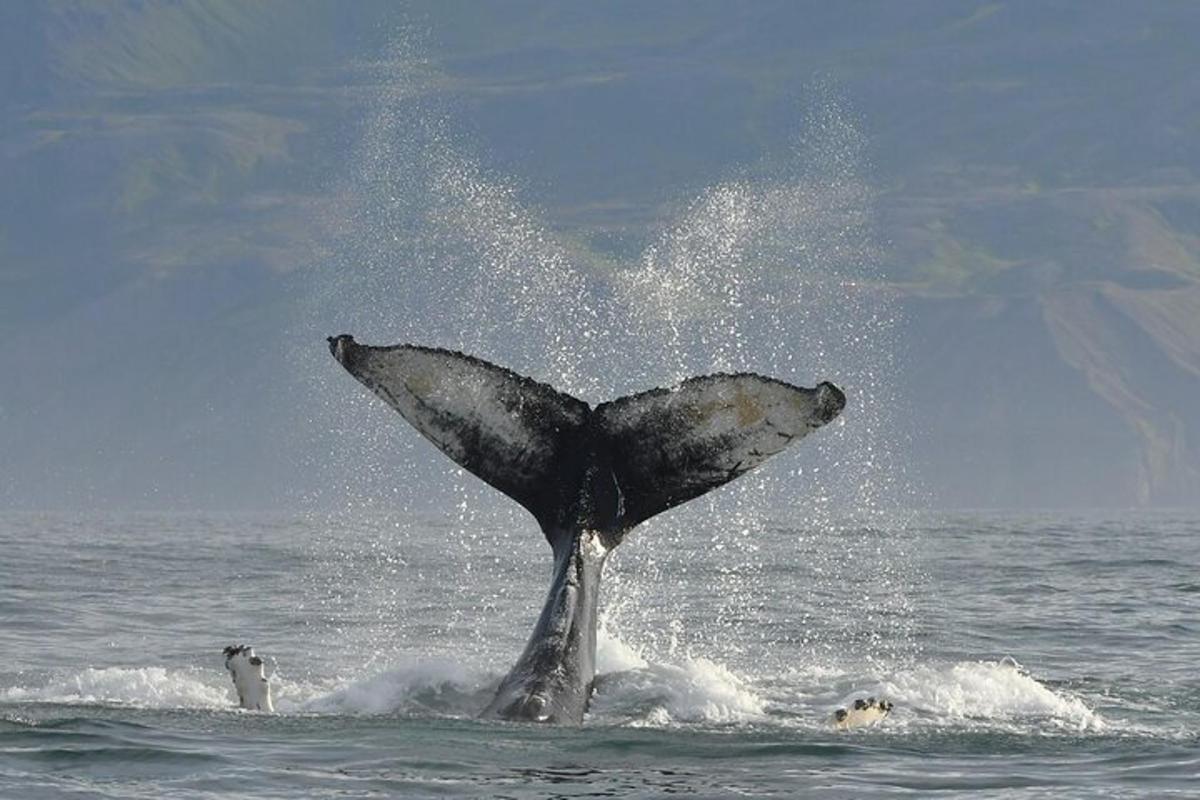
top-left (596, 86), bottom-right (917, 673)
top-left (297, 33), bottom-right (918, 683)
top-left (296, 657), bottom-right (491, 716)
top-left (591, 628), bottom-right (767, 726)
top-left (2, 667), bottom-right (229, 709)
top-left (0, 655), bottom-right (1108, 736)
top-left (878, 658), bottom-right (1104, 732)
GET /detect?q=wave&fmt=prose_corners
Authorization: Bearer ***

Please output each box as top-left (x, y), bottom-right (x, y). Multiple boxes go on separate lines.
top-left (876, 657), bottom-right (1104, 732)
top-left (0, 652), bottom-right (1107, 734)
top-left (0, 661), bottom-right (491, 718)
top-left (1, 667), bottom-right (229, 709)
top-left (791, 656), bottom-right (1104, 734)
top-left (589, 631), bottom-right (766, 726)
top-left (293, 658), bottom-right (492, 716)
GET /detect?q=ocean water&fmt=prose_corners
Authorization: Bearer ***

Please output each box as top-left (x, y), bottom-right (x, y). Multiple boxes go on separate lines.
top-left (1, 509), bottom-right (1196, 798)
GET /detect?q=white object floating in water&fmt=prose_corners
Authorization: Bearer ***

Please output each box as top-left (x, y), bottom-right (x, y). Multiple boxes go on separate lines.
top-left (830, 696), bottom-right (892, 729)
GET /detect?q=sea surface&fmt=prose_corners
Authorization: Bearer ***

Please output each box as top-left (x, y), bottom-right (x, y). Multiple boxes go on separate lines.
top-left (1, 509), bottom-right (1196, 798)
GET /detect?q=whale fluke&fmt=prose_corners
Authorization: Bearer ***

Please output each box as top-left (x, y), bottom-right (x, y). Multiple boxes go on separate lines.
top-left (328, 335), bottom-right (588, 534)
top-left (328, 334), bottom-right (843, 539)
top-left (595, 373), bottom-right (845, 531)
top-left (328, 334), bottom-right (845, 723)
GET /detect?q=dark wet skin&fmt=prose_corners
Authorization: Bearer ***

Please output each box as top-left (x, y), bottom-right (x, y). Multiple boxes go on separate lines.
top-left (327, 334), bottom-right (845, 724)
top-left (480, 528), bottom-right (608, 723)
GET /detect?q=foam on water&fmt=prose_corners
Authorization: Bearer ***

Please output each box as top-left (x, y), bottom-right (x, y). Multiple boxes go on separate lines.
top-left (596, 625), bottom-right (650, 673)
top-left (2, 667), bottom-right (229, 709)
top-left (0, 650), bottom-right (768, 728)
top-left (0, 651), bottom-right (1132, 738)
top-left (764, 655), bottom-right (1105, 735)
top-left (282, 633), bottom-right (772, 726)
top-left (877, 658), bottom-right (1104, 733)
top-left (591, 625), bottom-right (766, 726)
top-left (592, 659), bottom-right (767, 727)
top-left (295, 657), bottom-right (489, 716)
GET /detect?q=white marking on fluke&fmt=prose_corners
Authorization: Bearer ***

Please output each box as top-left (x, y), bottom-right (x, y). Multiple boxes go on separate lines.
top-left (223, 644), bottom-right (274, 712)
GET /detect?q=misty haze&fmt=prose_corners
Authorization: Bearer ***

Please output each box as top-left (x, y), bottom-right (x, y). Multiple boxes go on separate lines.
top-left (3, 2), bottom-right (1198, 511)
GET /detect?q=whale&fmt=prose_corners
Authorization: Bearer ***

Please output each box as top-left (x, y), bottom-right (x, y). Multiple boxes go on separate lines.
top-left (328, 334), bottom-right (845, 724)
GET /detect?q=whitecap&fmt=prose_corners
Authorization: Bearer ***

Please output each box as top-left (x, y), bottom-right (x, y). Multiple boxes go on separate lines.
top-left (2, 667), bottom-right (229, 709)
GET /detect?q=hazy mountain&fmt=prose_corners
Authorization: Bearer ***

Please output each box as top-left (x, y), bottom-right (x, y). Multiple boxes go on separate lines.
top-left (1, 1), bottom-right (1197, 509)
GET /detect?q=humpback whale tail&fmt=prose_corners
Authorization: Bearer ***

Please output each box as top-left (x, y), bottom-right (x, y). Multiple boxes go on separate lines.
top-left (327, 334), bottom-right (845, 542)
top-left (328, 334), bottom-right (844, 723)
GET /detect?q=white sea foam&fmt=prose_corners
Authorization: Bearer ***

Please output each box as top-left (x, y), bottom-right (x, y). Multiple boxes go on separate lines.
top-left (1, 667), bottom-right (230, 709)
top-left (0, 652), bottom-right (1101, 735)
top-left (596, 626), bottom-right (649, 673)
top-left (591, 630), bottom-right (766, 725)
top-left (1, 659), bottom-right (492, 718)
top-left (295, 657), bottom-right (488, 715)
top-left (875, 658), bottom-right (1104, 732)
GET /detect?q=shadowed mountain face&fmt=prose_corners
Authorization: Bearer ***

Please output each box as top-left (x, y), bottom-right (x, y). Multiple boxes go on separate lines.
top-left (1, 1), bottom-right (1197, 509)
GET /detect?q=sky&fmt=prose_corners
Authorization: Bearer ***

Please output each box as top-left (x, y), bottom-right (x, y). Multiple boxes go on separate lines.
top-left (2, 1), bottom-right (1199, 511)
